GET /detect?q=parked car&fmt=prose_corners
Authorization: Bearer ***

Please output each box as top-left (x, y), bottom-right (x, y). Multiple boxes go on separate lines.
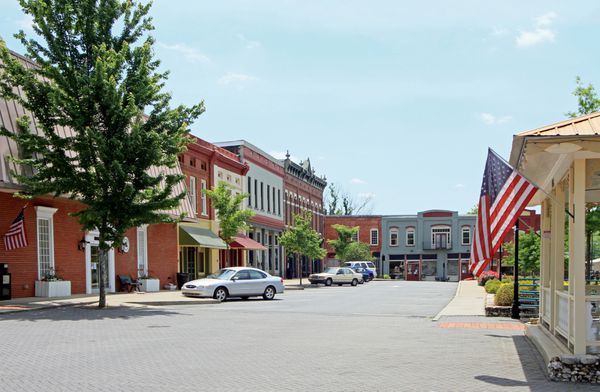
top-left (344, 261), bottom-right (377, 278)
top-left (351, 267), bottom-right (374, 283)
top-left (308, 267), bottom-right (363, 286)
top-left (181, 267), bottom-right (284, 302)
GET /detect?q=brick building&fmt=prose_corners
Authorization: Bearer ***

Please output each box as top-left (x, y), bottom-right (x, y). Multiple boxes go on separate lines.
top-left (177, 136), bottom-right (251, 280)
top-left (323, 215), bottom-right (382, 270)
top-left (0, 51), bottom-right (196, 299)
top-left (215, 140), bottom-right (285, 276)
top-left (282, 154), bottom-right (327, 277)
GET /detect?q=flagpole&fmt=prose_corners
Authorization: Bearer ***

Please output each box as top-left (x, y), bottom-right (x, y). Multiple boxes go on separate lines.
top-left (489, 148), bottom-right (574, 220)
top-left (511, 219), bottom-right (520, 320)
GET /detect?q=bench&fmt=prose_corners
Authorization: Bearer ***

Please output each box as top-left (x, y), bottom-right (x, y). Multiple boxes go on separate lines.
top-left (118, 275), bottom-right (141, 293)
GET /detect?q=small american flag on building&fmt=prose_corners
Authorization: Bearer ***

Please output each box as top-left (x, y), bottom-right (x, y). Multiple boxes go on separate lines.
top-left (3, 207), bottom-right (28, 251)
top-left (470, 149), bottom-right (538, 277)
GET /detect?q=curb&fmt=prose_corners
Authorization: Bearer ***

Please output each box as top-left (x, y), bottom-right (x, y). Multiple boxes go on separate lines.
top-left (0, 300), bottom-right (98, 315)
top-left (126, 299), bottom-right (220, 306)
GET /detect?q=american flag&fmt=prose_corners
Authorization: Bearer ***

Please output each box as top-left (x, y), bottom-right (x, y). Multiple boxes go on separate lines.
top-left (3, 208), bottom-right (28, 251)
top-left (470, 149), bottom-right (538, 277)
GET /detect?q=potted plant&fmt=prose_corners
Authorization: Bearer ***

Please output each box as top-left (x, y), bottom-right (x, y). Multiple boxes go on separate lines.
top-left (35, 268), bottom-right (71, 297)
top-left (138, 274), bottom-right (160, 292)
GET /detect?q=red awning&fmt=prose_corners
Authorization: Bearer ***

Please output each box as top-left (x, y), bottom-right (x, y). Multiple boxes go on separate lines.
top-left (229, 235), bottom-right (267, 250)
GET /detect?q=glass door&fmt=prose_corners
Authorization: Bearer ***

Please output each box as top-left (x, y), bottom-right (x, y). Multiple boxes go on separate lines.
top-left (90, 244), bottom-right (100, 292)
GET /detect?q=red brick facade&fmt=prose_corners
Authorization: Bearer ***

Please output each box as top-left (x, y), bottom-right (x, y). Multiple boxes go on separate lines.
top-left (0, 191), bottom-right (178, 298)
top-left (324, 215), bottom-right (382, 260)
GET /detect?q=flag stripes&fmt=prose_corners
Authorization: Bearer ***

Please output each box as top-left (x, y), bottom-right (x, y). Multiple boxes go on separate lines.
top-left (470, 149), bottom-right (538, 277)
top-left (3, 208), bottom-right (28, 251)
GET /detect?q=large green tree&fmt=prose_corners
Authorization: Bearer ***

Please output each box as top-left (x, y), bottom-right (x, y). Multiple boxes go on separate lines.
top-left (279, 211), bottom-right (325, 286)
top-left (343, 241), bottom-right (375, 262)
top-left (503, 231), bottom-right (541, 276)
top-left (205, 181), bottom-right (254, 267)
top-left (566, 76), bottom-right (600, 118)
top-left (327, 224), bottom-right (358, 262)
top-left (0, 0), bottom-right (204, 307)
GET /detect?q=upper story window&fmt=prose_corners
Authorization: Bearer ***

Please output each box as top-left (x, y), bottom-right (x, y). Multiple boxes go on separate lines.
top-left (461, 226), bottom-right (471, 245)
top-left (247, 176), bottom-right (252, 207)
top-left (370, 229), bottom-right (379, 246)
top-left (189, 176), bottom-right (197, 215)
top-left (431, 226), bottom-right (451, 249)
top-left (406, 227), bottom-right (415, 246)
top-left (351, 230), bottom-right (359, 242)
top-left (201, 179), bottom-right (208, 216)
top-left (178, 155), bottom-right (184, 164)
top-left (190, 158), bottom-right (196, 167)
top-left (200, 161), bottom-right (207, 171)
top-left (389, 228), bottom-right (399, 247)
top-left (267, 185), bottom-right (271, 212)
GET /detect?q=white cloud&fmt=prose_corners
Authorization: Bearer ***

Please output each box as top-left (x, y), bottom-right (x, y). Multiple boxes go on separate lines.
top-left (350, 178), bottom-right (367, 185)
top-left (492, 27), bottom-right (508, 36)
top-left (16, 15), bottom-right (34, 32)
top-left (516, 12), bottom-right (557, 48)
top-left (455, 183), bottom-right (465, 189)
top-left (238, 34), bottom-right (261, 49)
top-left (535, 12), bottom-right (557, 27)
top-left (218, 72), bottom-right (257, 86)
top-left (270, 151), bottom-right (299, 162)
top-left (157, 42), bottom-right (210, 63)
top-left (479, 113), bottom-right (512, 125)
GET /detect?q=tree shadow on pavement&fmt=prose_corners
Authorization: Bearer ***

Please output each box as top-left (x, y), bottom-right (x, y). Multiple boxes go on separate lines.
top-left (475, 335), bottom-right (598, 391)
top-left (0, 305), bottom-right (186, 322)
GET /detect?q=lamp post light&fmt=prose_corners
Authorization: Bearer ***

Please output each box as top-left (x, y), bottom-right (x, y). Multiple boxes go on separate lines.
top-left (511, 220), bottom-right (520, 320)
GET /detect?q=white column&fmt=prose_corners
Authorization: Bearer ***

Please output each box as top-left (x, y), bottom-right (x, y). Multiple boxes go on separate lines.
top-left (540, 199), bottom-right (551, 323)
top-left (571, 159), bottom-right (587, 354)
top-left (551, 183), bottom-right (565, 335)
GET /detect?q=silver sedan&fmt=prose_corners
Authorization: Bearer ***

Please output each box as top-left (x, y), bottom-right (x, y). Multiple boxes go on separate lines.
top-left (181, 267), bottom-right (285, 302)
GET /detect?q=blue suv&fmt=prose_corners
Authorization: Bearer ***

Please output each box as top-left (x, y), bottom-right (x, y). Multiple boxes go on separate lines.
top-left (351, 267), bottom-right (373, 283)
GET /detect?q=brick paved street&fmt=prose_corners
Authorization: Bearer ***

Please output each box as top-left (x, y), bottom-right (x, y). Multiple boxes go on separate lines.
top-left (1, 281), bottom-right (596, 391)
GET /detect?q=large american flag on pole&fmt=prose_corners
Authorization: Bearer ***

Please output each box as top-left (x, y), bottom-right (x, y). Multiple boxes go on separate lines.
top-left (3, 207), bottom-right (28, 251)
top-left (470, 149), bottom-right (538, 277)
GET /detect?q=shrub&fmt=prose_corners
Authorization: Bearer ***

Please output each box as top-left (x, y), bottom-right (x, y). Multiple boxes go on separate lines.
top-left (383, 274), bottom-right (391, 279)
top-left (478, 270), bottom-right (499, 286)
top-left (494, 283), bottom-right (514, 306)
top-left (485, 279), bottom-right (502, 294)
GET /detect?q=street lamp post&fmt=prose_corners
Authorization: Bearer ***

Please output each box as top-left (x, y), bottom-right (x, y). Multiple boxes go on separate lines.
top-left (511, 220), bottom-right (520, 320)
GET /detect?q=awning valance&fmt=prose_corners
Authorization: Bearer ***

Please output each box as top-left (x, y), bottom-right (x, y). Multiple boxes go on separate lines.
top-left (229, 234), bottom-right (267, 250)
top-left (179, 225), bottom-right (227, 249)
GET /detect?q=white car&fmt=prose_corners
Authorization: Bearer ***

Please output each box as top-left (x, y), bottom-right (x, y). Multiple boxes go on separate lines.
top-left (181, 267), bottom-right (284, 302)
top-left (308, 267), bottom-right (363, 286)
top-left (344, 261), bottom-right (378, 278)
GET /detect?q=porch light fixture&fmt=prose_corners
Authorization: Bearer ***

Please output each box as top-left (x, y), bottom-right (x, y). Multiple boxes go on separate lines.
top-left (78, 237), bottom-right (89, 251)
top-left (544, 142), bottom-right (582, 154)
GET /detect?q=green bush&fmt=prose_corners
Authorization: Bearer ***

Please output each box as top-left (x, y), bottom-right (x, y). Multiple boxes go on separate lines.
top-left (484, 279), bottom-right (502, 294)
top-left (494, 283), bottom-right (514, 306)
top-left (383, 274), bottom-right (390, 279)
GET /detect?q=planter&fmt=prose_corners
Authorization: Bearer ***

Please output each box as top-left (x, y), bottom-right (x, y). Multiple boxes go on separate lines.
top-left (139, 278), bottom-right (160, 292)
top-left (35, 280), bottom-right (71, 297)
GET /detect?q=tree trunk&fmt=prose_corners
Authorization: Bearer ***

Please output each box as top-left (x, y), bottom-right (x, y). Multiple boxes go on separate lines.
top-left (98, 241), bottom-right (108, 309)
top-left (297, 253), bottom-right (302, 286)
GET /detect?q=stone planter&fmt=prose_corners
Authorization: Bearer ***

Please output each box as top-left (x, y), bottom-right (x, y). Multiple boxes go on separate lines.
top-left (139, 278), bottom-right (160, 292)
top-left (35, 280), bottom-right (71, 297)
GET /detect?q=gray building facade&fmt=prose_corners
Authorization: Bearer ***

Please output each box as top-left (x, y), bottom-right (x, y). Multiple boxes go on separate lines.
top-left (381, 210), bottom-right (476, 282)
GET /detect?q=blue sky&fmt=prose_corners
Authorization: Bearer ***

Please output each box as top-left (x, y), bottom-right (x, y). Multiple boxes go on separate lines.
top-left (2, 1), bottom-right (600, 214)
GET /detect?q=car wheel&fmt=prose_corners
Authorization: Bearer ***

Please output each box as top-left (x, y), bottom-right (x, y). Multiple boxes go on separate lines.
top-left (351, 279), bottom-right (358, 286)
top-left (263, 286), bottom-right (276, 300)
top-left (213, 287), bottom-right (228, 302)
top-left (325, 278), bottom-right (332, 287)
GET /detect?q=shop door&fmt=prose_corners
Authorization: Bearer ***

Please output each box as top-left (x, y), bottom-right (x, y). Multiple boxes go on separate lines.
top-left (407, 262), bottom-right (420, 281)
top-left (85, 232), bottom-right (115, 294)
top-left (460, 260), bottom-right (472, 280)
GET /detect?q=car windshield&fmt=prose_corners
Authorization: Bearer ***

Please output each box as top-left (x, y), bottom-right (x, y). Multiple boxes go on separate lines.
top-left (208, 269), bottom-right (237, 280)
top-left (324, 267), bottom-right (339, 274)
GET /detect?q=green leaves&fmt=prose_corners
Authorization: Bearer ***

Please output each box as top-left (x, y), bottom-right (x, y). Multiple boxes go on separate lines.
top-left (566, 76), bottom-right (600, 118)
top-left (327, 224), bottom-right (358, 261)
top-left (0, 0), bottom-right (203, 248)
top-left (205, 181), bottom-right (254, 244)
top-left (279, 211), bottom-right (326, 260)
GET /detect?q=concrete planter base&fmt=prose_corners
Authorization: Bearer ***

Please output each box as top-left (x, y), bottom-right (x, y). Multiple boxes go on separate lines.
top-left (35, 280), bottom-right (71, 297)
top-left (140, 278), bottom-right (160, 292)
